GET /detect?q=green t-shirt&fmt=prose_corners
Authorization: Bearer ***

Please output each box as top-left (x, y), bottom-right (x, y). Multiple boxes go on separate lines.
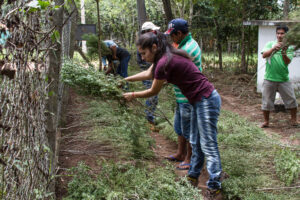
top-left (174, 33), bottom-right (202, 103)
top-left (262, 41), bottom-right (294, 82)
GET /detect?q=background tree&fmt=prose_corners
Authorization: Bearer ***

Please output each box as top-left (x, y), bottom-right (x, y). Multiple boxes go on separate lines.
top-left (161, 0), bottom-right (174, 25)
top-left (137, 0), bottom-right (147, 30)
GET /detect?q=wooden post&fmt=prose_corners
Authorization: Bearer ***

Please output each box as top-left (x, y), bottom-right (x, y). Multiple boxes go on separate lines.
top-left (96, 0), bottom-right (102, 71)
top-left (80, 0), bottom-right (87, 53)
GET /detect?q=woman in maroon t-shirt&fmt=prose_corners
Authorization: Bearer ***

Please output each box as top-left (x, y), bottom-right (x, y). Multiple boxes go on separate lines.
top-left (123, 32), bottom-right (225, 196)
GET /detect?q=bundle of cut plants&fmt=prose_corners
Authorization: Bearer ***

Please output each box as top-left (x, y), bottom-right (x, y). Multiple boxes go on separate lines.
top-left (61, 59), bottom-right (126, 103)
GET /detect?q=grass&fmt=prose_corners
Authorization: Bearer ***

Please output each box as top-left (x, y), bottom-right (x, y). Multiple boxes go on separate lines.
top-left (64, 161), bottom-right (202, 200)
top-left (62, 84), bottom-right (202, 199)
top-left (218, 110), bottom-right (300, 199)
top-left (158, 104), bottom-right (300, 199)
top-left (289, 132), bottom-right (300, 142)
top-left (202, 52), bottom-right (258, 73)
top-left (62, 59), bottom-right (300, 200)
top-left (83, 98), bottom-right (155, 160)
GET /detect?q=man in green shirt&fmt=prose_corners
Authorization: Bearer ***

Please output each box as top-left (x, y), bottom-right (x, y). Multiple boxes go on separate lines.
top-left (165, 18), bottom-right (202, 170)
top-left (261, 26), bottom-right (298, 128)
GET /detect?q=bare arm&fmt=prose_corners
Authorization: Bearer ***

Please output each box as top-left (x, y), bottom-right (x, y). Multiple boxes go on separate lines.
top-left (110, 45), bottom-right (118, 60)
top-left (123, 78), bottom-right (165, 101)
top-left (125, 64), bottom-right (153, 82)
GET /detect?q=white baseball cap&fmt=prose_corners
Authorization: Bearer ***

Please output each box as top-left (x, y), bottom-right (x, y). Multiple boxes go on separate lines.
top-left (141, 22), bottom-right (160, 31)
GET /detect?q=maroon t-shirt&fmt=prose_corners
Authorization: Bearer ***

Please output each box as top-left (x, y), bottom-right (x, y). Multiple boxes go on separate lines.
top-left (154, 54), bottom-right (214, 104)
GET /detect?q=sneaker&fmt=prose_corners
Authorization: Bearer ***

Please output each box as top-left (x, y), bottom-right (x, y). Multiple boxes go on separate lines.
top-left (204, 188), bottom-right (222, 200)
top-left (187, 175), bottom-right (198, 187)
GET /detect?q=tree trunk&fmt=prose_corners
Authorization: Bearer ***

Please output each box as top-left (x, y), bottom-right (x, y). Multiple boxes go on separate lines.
top-left (283, 0), bottom-right (290, 20)
top-left (46, 0), bottom-right (64, 193)
top-left (214, 18), bottom-right (223, 70)
top-left (241, 3), bottom-right (246, 73)
top-left (69, 0), bottom-right (79, 58)
top-left (180, 1), bottom-right (185, 18)
top-left (137, 0), bottom-right (147, 30)
top-left (188, 0), bottom-right (194, 26)
top-left (162, 0), bottom-right (174, 24)
top-left (217, 41), bottom-right (223, 70)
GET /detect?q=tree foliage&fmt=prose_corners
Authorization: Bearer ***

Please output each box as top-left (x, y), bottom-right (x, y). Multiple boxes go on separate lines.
top-left (285, 8), bottom-right (300, 49)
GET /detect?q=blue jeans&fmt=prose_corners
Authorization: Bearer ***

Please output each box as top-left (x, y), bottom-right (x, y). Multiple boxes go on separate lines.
top-left (117, 55), bottom-right (131, 78)
top-left (174, 102), bottom-right (193, 140)
top-left (143, 80), bottom-right (158, 123)
top-left (188, 90), bottom-right (222, 190)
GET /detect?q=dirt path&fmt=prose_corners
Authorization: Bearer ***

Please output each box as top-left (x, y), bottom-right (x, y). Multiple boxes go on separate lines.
top-left (208, 72), bottom-right (300, 146)
top-left (220, 92), bottom-right (300, 146)
top-left (56, 90), bottom-right (116, 199)
top-left (150, 132), bottom-right (209, 191)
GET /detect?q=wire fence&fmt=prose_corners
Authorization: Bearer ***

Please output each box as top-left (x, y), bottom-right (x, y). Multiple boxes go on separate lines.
top-left (0, 2), bottom-right (54, 199)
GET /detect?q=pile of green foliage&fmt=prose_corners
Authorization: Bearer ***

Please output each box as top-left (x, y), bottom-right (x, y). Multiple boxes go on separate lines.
top-left (84, 99), bottom-right (154, 159)
top-left (61, 59), bottom-right (153, 159)
top-left (64, 162), bottom-right (202, 200)
top-left (61, 59), bottom-right (124, 101)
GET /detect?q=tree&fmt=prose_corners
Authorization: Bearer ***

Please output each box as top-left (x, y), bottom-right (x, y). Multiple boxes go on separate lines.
top-left (161, 0), bottom-right (174, 24)
top-left (283, 0), bottom-right (290, 19)
top-left (171, 0), bottom-right (197, 25)
top-left (137, 0), bottom-right (147, 30)
top-left (285, 8), bottom-right (300, 49)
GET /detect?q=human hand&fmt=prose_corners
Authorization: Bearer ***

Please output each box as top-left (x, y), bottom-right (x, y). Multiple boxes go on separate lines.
top-left (123, 92), bottom-right (135, 101)
top-left (281, 45), bottom-right (288, 51)
top-left (273, 42), bottom-right (283, 51)
top-left (117, 79), bottom-right (126, 88)
top-left (112, 56), bottom-right (118, 60)
top-left (105, 66), bottom-right (113, 75)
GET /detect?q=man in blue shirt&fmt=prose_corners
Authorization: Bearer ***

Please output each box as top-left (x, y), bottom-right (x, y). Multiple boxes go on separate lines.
top-left (102, 40), bottom-right (131, 78)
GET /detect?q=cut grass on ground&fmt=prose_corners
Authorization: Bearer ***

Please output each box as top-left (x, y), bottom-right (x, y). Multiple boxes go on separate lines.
top-left (62, 61), bottom-right (299, 199)
top-left (160, 109), bottom-right (300, 199)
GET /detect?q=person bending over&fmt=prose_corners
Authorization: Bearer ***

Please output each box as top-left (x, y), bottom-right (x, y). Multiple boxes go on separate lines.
top-left (123, 32), bottom-right (225, 200)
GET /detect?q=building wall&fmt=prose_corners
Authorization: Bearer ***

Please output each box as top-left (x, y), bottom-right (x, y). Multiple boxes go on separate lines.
top-left (257, 26), bottom-right (300, 92)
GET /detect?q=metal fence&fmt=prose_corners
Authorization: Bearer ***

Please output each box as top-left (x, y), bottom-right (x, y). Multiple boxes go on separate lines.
top-left (0, 2), bottom-right (54, 199)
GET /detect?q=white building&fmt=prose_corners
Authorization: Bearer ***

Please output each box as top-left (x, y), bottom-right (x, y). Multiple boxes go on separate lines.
top-left (244, 20), bottom-right (300, 93)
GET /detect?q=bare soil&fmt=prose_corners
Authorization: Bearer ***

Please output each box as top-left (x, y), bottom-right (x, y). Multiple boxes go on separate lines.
top-left (56, 90), bottom-right (117, 199)
top-left (207, 71), bottom-right (300, 146)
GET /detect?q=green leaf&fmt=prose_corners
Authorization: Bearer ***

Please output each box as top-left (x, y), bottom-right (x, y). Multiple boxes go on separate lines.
top-left (48, 91), bottom-right (54, 97)
top-left (43, 144), bottom-right (51, 153)
top-left (51, 30), bottom-right (60, 44)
